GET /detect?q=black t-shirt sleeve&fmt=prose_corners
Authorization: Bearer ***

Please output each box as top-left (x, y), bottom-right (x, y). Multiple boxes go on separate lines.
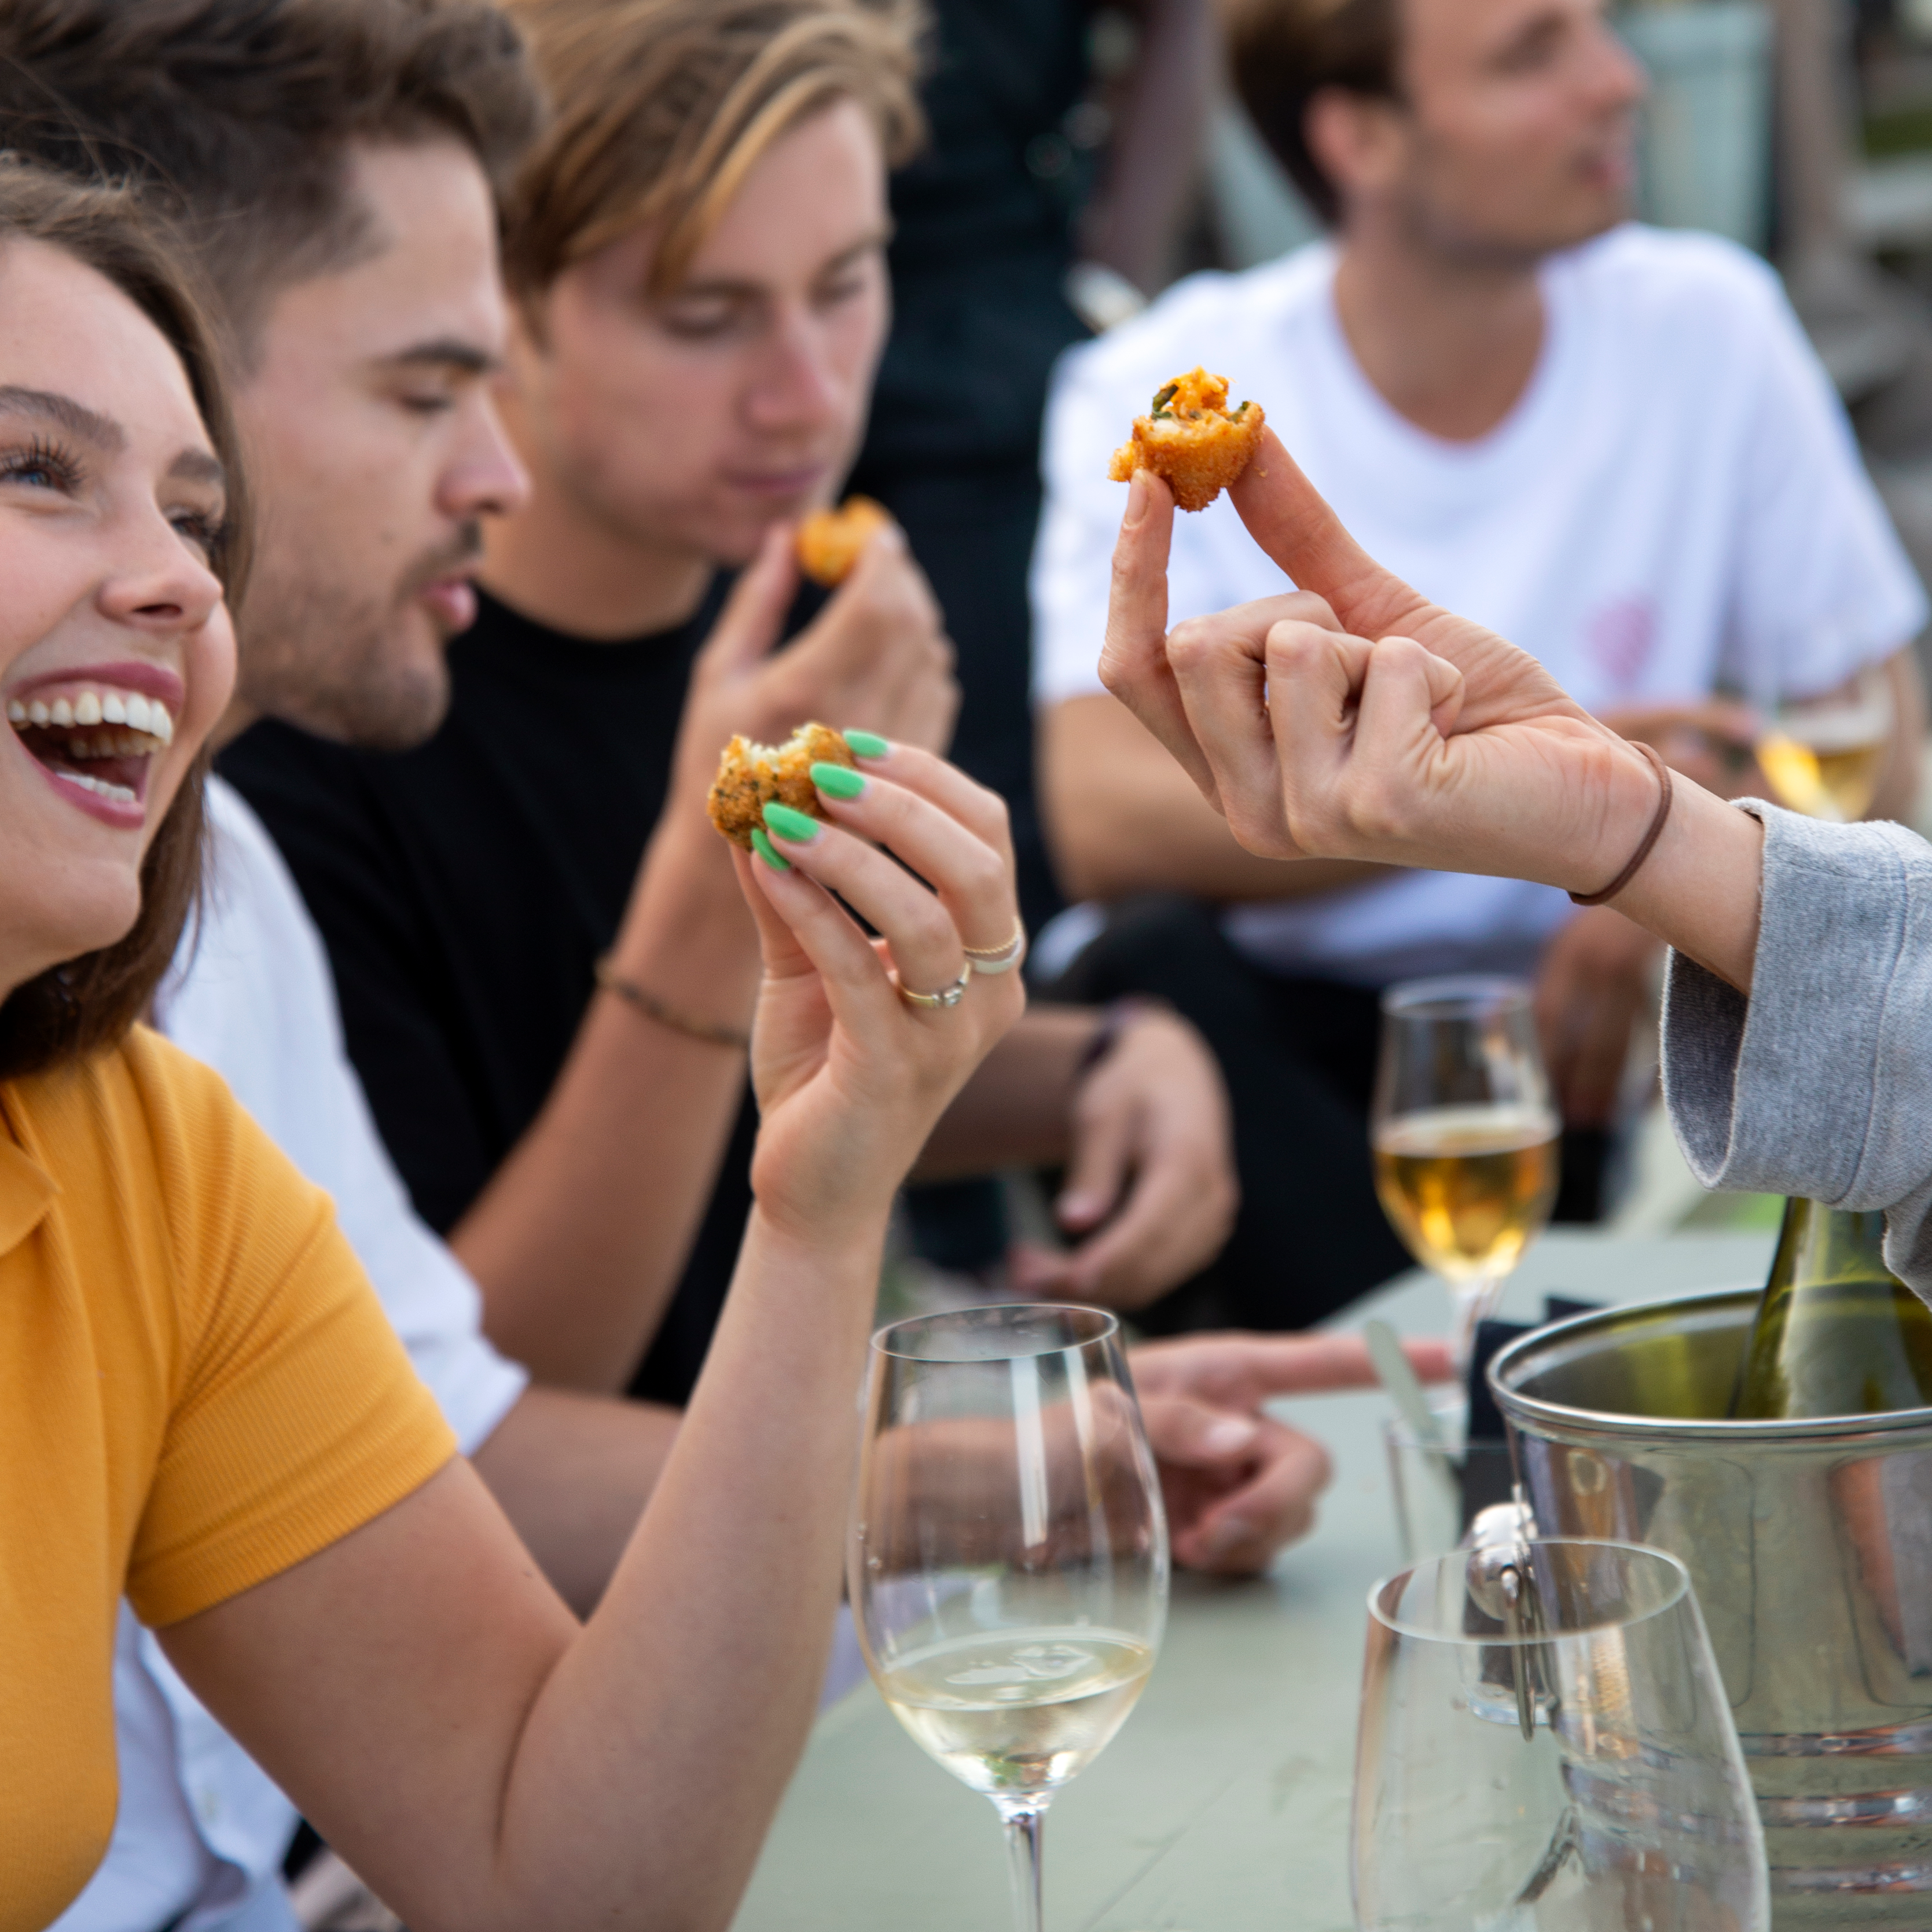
top-left (218, 722), bottom-right (500, 1235)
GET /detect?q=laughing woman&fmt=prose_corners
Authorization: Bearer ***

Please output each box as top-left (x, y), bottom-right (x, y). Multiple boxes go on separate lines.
top-left (0, 161), bottom-right (1023, 1932)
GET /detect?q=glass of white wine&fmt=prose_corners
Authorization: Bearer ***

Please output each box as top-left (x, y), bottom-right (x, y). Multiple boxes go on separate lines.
top-left (1371, 977), bottom-right (1560, 1365)
top-left (1755, 662), bottom-right (1894, 822)
top-left (849, 1303), bottom-right (1168, 1932)
top-left (1353, 1539), bottom-right (1768, 1931)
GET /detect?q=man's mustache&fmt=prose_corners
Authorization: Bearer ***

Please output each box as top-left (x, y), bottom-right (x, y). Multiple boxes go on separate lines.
top-left (401, 522), bottom-right (486, 598)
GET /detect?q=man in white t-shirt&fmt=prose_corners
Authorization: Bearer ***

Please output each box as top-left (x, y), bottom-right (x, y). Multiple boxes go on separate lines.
top-left (1032, 0), bottom-right (1929, 1329)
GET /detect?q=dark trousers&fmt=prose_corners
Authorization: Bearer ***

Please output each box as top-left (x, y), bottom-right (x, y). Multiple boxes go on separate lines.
top-left (1051, 898), bottom-right (1607, 1336)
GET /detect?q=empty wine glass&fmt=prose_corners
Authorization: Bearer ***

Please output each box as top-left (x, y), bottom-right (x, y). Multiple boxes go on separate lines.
top-left (1371, 977), bottom-right (1560, 1366)
top-left (1353, 1538), bottom-right (1768, 1932)
top-left (849, 1303), bottom-right (1168, 1932)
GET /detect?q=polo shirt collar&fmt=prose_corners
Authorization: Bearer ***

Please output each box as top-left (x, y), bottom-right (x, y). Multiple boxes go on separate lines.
top-left (0, 1138), bottom-right (56, 1257)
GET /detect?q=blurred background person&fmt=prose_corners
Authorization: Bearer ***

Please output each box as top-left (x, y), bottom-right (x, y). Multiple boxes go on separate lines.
top-left (1031, 0), bottom-right (1929, 1334)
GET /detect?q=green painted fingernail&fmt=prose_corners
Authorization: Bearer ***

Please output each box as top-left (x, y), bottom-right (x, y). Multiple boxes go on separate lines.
top-left (749, 828), bottom-right (791, 871)
top-left (843, 728), bottom-right (889, 759)
top-left (811, 760), bottom-right (866, 800)
top-left (762, 800), bottom-right (821, 843)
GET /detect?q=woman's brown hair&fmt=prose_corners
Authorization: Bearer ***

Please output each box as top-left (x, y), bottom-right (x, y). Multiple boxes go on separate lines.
top-left (0, 159), bottom-right (251, 1081)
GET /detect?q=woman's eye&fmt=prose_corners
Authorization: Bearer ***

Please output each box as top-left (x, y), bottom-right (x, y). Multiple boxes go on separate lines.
top-left (816, 276), bottom-right (869, 308)
top-left (170, 509), bottom-right (225, 560)
top-left (0, 438), bottom-right (82, 493)
top-left (399, 392), bottom-right (456, 417)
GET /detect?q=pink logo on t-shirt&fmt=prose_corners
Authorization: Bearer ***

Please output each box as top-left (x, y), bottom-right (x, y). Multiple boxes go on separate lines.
top-left (1585, 597), bottom-right (1657, 690)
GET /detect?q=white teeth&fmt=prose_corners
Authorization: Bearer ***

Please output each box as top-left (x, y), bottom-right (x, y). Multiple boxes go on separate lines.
top-left (8, 688), bottom-right (175, 743)
top-left (52, 766), bottom-right (137, 806)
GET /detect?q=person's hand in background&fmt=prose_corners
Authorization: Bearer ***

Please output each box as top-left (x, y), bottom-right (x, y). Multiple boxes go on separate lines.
top-left (1008, 1003), bottom-right (1237, 1307)
top-left (1533, 906), bottom-right (1661, 1130)
top-left (669, 516), bottom-right (959, 822)
top-left (1128, 1331), bottom-right (1454, 1574)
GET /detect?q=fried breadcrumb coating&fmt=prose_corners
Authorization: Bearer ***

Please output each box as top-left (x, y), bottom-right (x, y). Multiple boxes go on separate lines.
top-left (1107, 366), bottom-right (1265, 511)
top-left (795, 496), bottom-right (892, 586)
top-left (707, 721), bottom-right (857, 848)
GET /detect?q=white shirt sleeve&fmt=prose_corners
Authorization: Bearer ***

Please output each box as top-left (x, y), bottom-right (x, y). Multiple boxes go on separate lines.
top-left (1031, 336), bottom-right (1138, 708)
top-left (1716, 264), bottom-right (1929, 699)
top-left (158, 777), bottom-right (527, 1454)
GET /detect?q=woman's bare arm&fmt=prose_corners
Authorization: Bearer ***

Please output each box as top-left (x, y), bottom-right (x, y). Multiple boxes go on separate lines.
top-left (163, 747), bottom-right (1025, 1932)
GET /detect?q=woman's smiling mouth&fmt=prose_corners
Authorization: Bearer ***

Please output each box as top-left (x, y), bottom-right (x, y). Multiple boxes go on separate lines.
top-left (6, 673), bottom-right (181, 828)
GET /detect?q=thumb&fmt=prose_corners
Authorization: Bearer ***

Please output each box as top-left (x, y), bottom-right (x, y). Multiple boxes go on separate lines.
top-left (1140, 1393), bottom-right (1261, 1471)
top-left (1229, 428), bottom-right (1437, 646)
top-left (695, 521), bottom-right (798, 679)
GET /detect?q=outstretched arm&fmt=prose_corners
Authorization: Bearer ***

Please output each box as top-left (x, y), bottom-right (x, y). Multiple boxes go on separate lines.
top-left (1101, 438), bottom-right (1766, 990)
top-left (163, 747), bottom-right (1023, 1932)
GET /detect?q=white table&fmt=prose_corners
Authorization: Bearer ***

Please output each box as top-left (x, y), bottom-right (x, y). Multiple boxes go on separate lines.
top-left (730, 1229), bottom-right (1776, 1931)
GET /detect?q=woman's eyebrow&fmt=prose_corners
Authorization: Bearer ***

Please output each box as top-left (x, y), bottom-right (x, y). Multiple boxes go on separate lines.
top-left (167, 448), bottom-right (225, 490)
top-left (0, 384), bottom-right (126, 451)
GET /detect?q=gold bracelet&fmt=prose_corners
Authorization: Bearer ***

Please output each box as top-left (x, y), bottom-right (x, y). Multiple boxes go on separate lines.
top-left (594, 957), bottom-right (750, 1050)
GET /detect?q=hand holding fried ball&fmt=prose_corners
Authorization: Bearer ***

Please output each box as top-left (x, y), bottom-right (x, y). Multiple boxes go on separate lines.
top-left (795, 496), bottom-right (892, 587)
top-left (706, 722), bottom-right (858, 850)
top-left (1108, 366), bottom-right (1265, 512)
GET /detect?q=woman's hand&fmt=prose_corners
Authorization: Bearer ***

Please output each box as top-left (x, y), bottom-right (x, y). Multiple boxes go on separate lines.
top-left (1100, 433), bottom-right (1766, 989)
top-left (1101, 431), bottom-right (1654, 891)
top-left (737, 740), bottom-right (1027, 1242)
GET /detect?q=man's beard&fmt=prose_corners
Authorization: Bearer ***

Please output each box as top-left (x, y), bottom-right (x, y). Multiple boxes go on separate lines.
top-left (237, 524), bottom-right (484, 752)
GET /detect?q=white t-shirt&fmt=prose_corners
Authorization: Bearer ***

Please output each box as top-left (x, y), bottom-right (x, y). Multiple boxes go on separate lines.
top-left (1033, 225), bottom-right (1927, 985)
top-left (55, 776), bottom-right (530, 1932)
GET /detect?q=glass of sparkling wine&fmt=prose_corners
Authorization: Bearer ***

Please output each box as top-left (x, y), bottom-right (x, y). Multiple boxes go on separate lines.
top-left (850, 1303), bottom-right (1168, 1932)
top-left (1371, 978), bottom-right (1560, 1365)
top-left (1353, 1539), bottom-right (1768, 1931)
top-left (1755, 662), bottom-right (1893, 822)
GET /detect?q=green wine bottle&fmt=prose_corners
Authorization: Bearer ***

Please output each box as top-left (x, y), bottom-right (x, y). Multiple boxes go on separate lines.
top-left (1731, 1199), bottom-right (1932, 1419)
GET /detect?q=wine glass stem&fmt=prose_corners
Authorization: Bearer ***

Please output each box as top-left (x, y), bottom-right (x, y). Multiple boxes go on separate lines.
top-left (1451, 1269), bottom-right (1508, 1371)
top-left (995, 1800), bottom-right (1045, 1932)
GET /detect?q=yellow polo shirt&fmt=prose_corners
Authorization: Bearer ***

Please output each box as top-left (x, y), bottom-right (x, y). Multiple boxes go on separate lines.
top-left (0, 1026), bottom-right (456, 1930)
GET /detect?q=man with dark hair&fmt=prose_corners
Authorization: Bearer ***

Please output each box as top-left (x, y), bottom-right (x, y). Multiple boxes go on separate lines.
top-left (1033, 0), bottom-right (1930, 1332)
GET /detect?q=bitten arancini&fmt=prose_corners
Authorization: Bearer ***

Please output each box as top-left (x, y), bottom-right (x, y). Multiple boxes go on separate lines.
top-left (707, 721), bottom-right (856, 848)
top-left (1107, 366), bottom-right (1265, 511)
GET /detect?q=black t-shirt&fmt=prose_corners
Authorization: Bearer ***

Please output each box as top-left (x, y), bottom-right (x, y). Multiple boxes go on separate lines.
top-left (218, 581), bottom-right (754, 1406)
top-left (857, 0), bottom-right (1092, 475)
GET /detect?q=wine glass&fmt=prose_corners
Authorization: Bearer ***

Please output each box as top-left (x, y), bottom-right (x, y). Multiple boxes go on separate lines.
top-left (1755, 662), bottom-right (1894, 822)
top-left (849, 1303), bottom-right (1169, 1932)
top-left (1353, 1538), bottom-right (1768, 1932)
top-left (1371, 976), bottom-right (1560, 1366)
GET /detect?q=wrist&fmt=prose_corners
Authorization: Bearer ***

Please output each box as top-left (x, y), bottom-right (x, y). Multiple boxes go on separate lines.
top-left (740, 1198), bottom-right (891, 1281)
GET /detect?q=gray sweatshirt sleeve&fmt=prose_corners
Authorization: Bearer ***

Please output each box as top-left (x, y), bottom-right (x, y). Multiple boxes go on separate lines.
top-left (1661, 801), bottom-right (1932, 1294)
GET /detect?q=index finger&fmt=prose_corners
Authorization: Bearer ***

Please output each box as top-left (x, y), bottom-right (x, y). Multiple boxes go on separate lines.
top-left (1097, 469), bottom-right (1224, 802)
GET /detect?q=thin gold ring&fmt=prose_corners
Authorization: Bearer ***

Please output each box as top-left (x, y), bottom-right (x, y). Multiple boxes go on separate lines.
top-left (895, 965), bottom-right (972, 1010)
top-left (963, 922), bottom-right (1027, 976)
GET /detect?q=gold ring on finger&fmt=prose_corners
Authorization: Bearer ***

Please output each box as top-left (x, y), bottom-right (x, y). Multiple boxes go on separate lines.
top-left (963, 922), bottom-right (1026, 976)
top-left (895, 965), bottom-right (972, 1010)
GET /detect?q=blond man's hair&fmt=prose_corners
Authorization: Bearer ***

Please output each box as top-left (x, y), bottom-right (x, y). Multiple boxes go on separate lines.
top-left (500, 0), bottom-right (926, 300)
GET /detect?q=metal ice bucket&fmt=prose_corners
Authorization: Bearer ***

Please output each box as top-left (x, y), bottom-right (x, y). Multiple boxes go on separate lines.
top-left (1490, 1290), bottom-right (1932, 1927)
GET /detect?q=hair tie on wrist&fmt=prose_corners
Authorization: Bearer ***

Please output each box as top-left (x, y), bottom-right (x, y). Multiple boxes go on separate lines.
top-left (1570, 742), bottom-right (1672, 907)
